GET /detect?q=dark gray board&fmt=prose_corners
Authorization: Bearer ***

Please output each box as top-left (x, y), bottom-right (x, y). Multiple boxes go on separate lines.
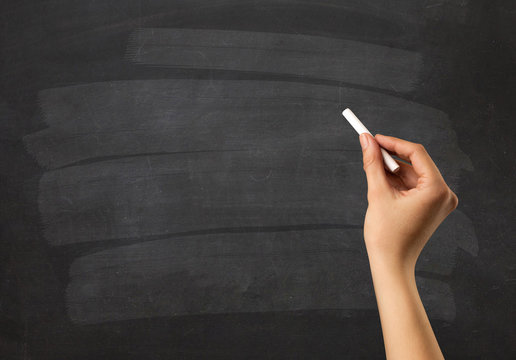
top-left (1, 0), bottom-right (515, 359)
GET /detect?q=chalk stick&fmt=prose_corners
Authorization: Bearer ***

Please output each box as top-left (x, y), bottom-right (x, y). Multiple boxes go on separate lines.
top-left (342, 108), bottom-right (400, 173)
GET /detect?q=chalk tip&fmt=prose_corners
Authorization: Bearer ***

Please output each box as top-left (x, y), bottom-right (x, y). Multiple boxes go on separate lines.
top-left (342, 108), bottom-right (352, 117)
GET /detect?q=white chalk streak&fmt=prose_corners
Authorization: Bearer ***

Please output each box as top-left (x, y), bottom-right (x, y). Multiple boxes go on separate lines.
top-left (125, 28), bottom-right (422, 92)
top-left (66, 230), bottom-right (455, 324)
top-left (23, 80), bottom-right (471, 171)
top-left (38, 149), bottom-right (366, 245)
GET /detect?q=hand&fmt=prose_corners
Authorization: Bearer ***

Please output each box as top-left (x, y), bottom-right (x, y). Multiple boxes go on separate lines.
top-left (359, 133), bottom-right (458, 269)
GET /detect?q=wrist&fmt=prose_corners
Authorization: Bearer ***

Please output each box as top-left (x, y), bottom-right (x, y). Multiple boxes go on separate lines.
top-left (365, 247), bottom-right (416, 280)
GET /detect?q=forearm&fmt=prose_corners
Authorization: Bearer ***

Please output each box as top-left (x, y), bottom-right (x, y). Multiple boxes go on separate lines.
top-left (367, 253), bottom-right (445, 360)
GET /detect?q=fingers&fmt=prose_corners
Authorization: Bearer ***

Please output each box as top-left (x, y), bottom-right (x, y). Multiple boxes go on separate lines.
top-left (374, 134), bottom-right (442, 181)
top-left (359, 133), bottom-right (390, 195)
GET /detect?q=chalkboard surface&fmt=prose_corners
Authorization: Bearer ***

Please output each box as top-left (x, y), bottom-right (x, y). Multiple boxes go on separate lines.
top-left (1, 1), bottom-right (515, 358)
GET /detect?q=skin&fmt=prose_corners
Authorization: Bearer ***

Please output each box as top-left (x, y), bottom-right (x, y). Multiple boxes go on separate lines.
top-left (359, 133), bottom-right (458, 360)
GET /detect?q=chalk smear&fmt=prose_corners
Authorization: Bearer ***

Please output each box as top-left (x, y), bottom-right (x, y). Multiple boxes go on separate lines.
top-left (125, 28), bottom-right (422, 92)
top-left (23, 80), bottom-right (470, 173)
top-left (38, 149), bottom-right (366, 246)
top-left (66, 230), bottom-right (455, 324)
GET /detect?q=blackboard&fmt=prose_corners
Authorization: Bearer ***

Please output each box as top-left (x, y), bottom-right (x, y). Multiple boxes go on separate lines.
top-left (1, 1), bottom-right (515, 358)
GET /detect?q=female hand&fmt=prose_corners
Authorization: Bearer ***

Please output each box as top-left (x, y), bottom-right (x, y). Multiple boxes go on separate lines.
top-left (360, 133), bottom-right (458, 269)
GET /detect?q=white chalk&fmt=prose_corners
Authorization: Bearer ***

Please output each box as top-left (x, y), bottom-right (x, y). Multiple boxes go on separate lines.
top-left (342, 108), bottom-right (400, 173)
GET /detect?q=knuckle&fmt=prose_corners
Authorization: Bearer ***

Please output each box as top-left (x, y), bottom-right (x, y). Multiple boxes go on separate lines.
top-left (414, 143), bottom-right (427, 154)
top-left (448, 190), bottom-right (459, 211)
top-left (427, 185), bottom-right (459, 212)
top-left (424, 184), bottom-right (448, 204)
top-left (436, 186), bottom-right (449, 201)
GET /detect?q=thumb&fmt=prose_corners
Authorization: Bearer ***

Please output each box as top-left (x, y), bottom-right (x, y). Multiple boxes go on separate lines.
top-left (359, 133), bottom-right (389, 194)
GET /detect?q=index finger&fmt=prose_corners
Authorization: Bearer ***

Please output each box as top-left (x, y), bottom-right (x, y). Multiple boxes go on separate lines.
top-left (374, 134), bottom-right (442, 181)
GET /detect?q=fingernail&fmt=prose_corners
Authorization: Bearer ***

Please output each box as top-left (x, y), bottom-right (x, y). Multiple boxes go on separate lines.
top-left (359, 133), bottom-right (369, 149)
